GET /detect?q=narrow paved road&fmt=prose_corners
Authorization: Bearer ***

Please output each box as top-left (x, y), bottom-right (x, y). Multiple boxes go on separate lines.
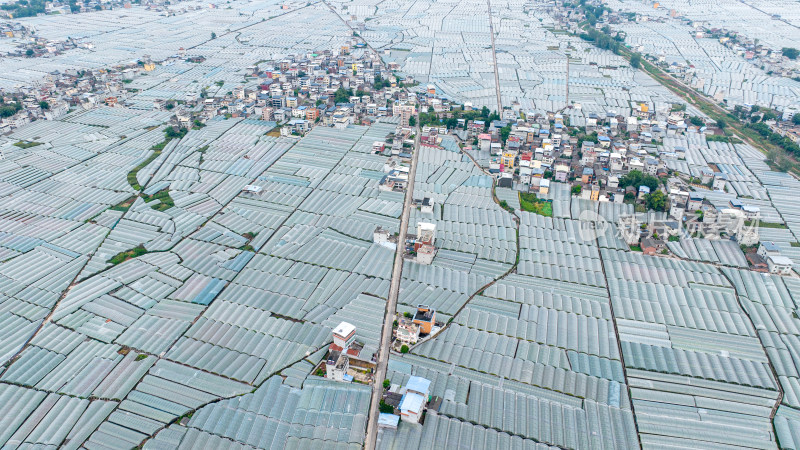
top-left (316, 3), bottom-right (424, 446)
top-left (364, 129), bottom-right (420, 450)
top-left (487, 0), bottom-right (503, 114)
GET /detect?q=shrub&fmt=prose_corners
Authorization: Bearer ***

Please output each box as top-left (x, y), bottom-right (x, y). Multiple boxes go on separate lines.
top-left (379, 400), bottom-right (394, 414)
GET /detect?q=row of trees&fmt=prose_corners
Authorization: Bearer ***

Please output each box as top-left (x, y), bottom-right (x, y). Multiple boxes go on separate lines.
top-left (416, 105), bottom-right (500, 131)
top-left (685, 115), bottom-right (727, 128)
top-left (733, 105), bottom-right (779, 123)
top-left (749, 122), bottom-right (800, 157)
top-left (579, 28), bottom-right (622, 55)
top-left (630, 53), bottom-right (641, 69)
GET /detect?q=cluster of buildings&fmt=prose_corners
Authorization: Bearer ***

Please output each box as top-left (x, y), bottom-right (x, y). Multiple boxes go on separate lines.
top-left (0, 0), bottom-right (189, 19)
top-left (187, 49), bottom-right (416, 137)
top-left (324, 322), bottom-right (372, 383)
top-left (0, 60), bottom-right (147, 132)
top-left (380, 375), bottom-right (433, 428)
top-left (375, 133), bottom-right (415, 192)
top-left (323, 304), bottom-right (440, 388)
top-left (374, 209), bottom-right (437, 267)
top-left (463, 106), bottom-right (703, 199)
top-left (548, 0), bottom-right (800, 122)
top-left (404, 222), bottom-right (437, 265)
top-left (394, 305), bottom-right (438, 348)
top-left (0, 23), bottom-right (32, 43)
top-left (410, 83), bottom-right (797, 274)
top-left (750, 241), bottom-right (795, 275)
top-left (1, 42), bottom-right (423, 136)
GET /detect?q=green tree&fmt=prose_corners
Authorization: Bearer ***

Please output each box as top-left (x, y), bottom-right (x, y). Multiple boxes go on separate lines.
top-left (38, 101), bottom-right (49, 110)
top-left (793, 114), bottom-right (800, 125)
top-left (644, 190), bottom-right (667, 211)
top-left (716, 118), bottom-right (726, 129)
top-left (750, 121), bottom-right (771, 137)
top-left (25, 49), bottom-right (34, 57)
top-left (211, 32), bottom-right (217, 39)
top-left (571, 185), bottom-right (582, 195)
top-left (164, 126), bottom-right (187, 139)
top-left (630, 53), bottom-right (641, 69)
top-left (379, 400), bottom-right (394, 413)
top-left (0, 98), bottom-right (22, 118)
top-left (619, 170), bottom-right (658, 191)
top-left (782, 47), bottom-right (799, 60)
top-left (383, 379), bottom-right (391, 389)
top-left (400, 344), bottom-right (409, 353)
top-left (373, 75), bottom-right (387, 89)
top-left (688, 116), bottom-right (704, 127)
top-left (333, 87), bottom-right (352, 103)
top-left (408, 116), bottom-right (417, 127)
top-left (499, 125), bottom-right (511, 144)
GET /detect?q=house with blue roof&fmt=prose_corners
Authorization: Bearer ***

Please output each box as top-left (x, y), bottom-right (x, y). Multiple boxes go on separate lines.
top-left (397, 376), bottom-right (431, 423)
top-left (398, 392), bottom-right (425, 423)
top-left (405, 376), bottom-right (431, 397)
top-left (378, 413), bottom-right (399, 429)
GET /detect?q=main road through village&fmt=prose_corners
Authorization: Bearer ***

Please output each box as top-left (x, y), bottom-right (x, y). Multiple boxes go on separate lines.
top-left (364, 129), bottom-right (420, 450)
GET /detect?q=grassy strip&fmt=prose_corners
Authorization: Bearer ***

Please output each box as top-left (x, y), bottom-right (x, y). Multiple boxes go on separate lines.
top-left (498, 200), bottom-right (515, 213)
top-left (128, 141), bottom-right (166, 191)
top-left (197, 144), bottom-right (209, 164)
top-left (745, 220), bottom-right (788, 229)
top-left (519, 192), bottom-right (553, 217)
top-left (14, 141), bottom-right (43, 149)
top-left (127, 127), bottom-right (188, 191)
top-left (142, 188), bottom-right (175, 211)
top-left (110, 196), bottom-right (137, 212)
top-left (108, 244), bottom-right (148, 265)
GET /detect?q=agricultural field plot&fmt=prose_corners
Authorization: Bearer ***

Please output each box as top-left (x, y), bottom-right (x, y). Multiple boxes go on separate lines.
top-left (0, 120), bottom-right (404, 449)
